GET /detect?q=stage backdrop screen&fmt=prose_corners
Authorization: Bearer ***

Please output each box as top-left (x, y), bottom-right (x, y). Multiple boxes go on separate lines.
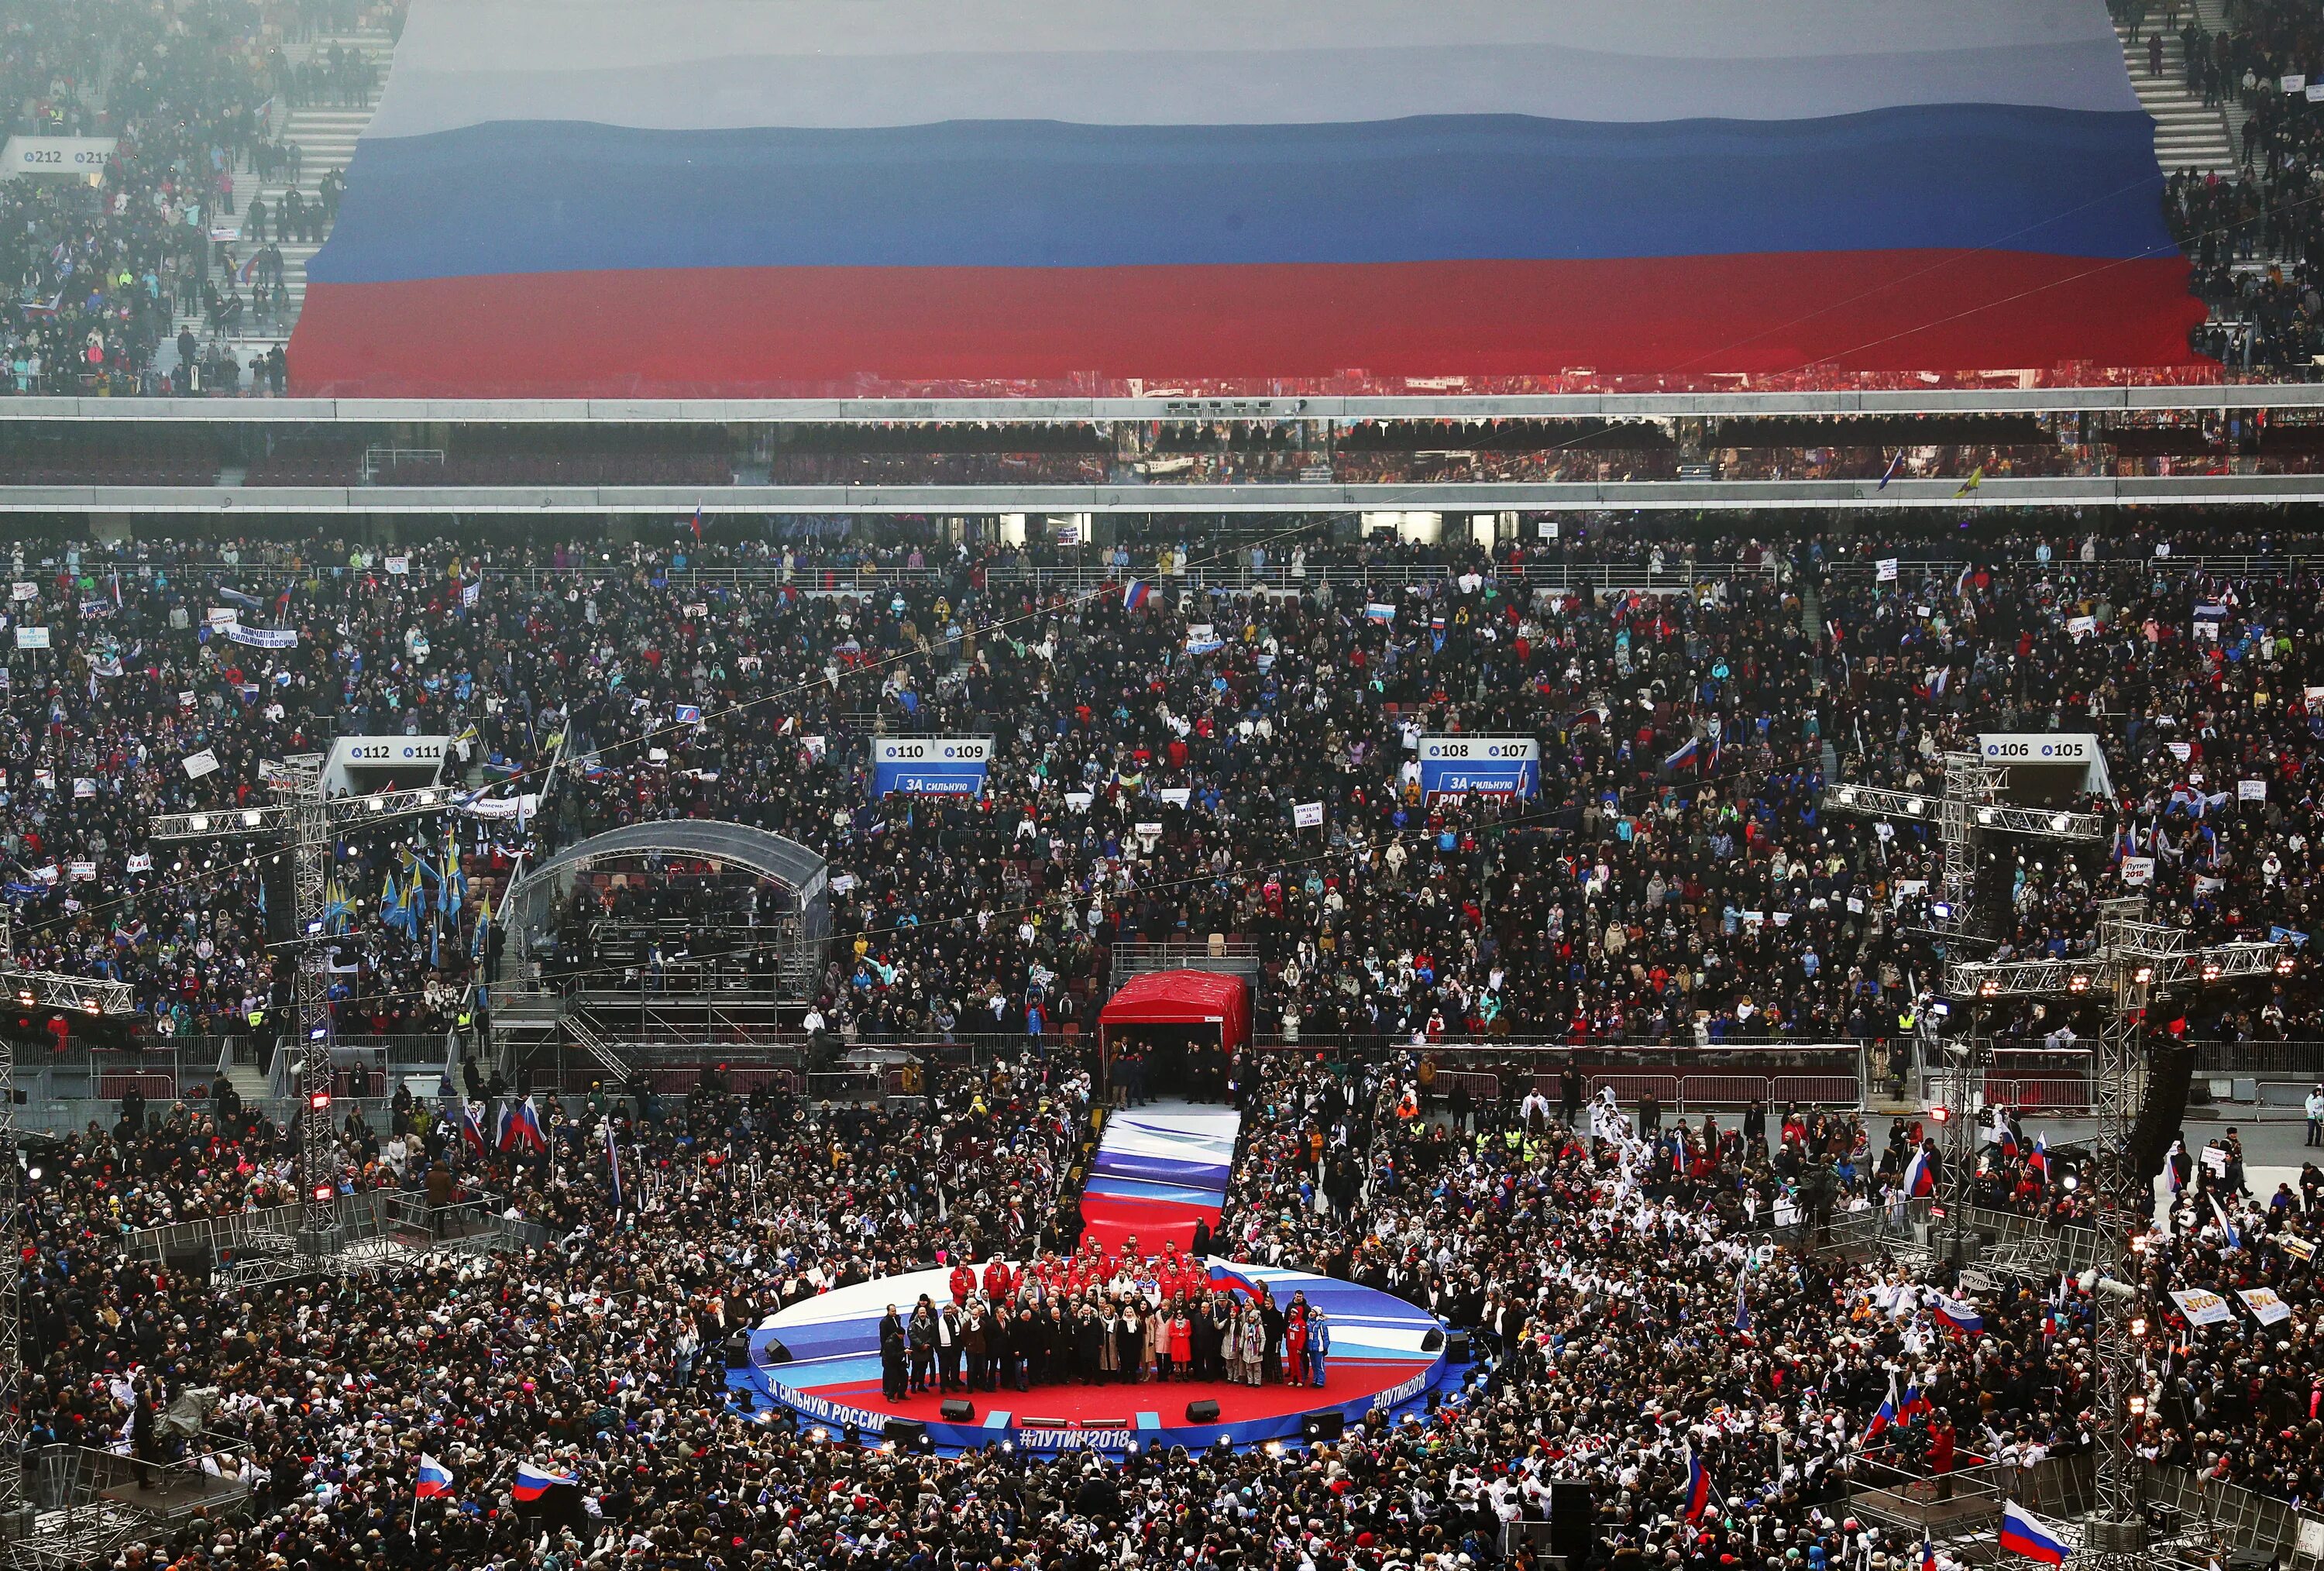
top-left (290, 0), bottom-right (2208, 397)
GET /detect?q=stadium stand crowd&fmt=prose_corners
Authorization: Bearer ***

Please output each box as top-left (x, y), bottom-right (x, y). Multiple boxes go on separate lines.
top-left (4, 521), bottom-right (2318, 1053)
top-left (0, 517), bottom-right (2319, 1571)
top-left (0, 0), bottom-right (397, 396)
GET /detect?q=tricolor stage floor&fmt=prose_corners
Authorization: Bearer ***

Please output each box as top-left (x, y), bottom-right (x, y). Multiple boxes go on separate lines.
top-left (1078, 1103), bottom-right (1239, 1256)
top-left (728, 1261), bottom-right (1461, 1454)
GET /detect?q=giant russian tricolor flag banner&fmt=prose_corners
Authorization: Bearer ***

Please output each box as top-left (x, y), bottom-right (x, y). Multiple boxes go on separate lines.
top-left (291, 0), bottom-right (2209, 398)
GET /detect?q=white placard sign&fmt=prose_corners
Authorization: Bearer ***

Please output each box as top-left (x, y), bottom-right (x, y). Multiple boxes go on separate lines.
top-left (1294, 801), bottom-right (1325, 828)
top-left (0, 136), bottom-right (115, 177)
top-left (2240, 1287), bottom-right (2294, 1325)
top-left (2240, 779), bottom-right (2267, 801)
top-left (12, 626), bottom-right (47, 650)
top-left (182, 748), bottom-right (221, 779)
top-left (1875, 559), bottom-right (1899, 582)
top-left (2171, 1287), bottom-right (2236, 1326)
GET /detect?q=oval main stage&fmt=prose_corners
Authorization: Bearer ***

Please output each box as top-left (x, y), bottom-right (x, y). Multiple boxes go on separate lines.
top-left (727, 1260), bottom-right (1459, 1455)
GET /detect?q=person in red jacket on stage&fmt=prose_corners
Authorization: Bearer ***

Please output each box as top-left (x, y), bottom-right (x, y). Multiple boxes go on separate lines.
top-left (1157, 1243), bottom-right (1188, 1305)
top-left (982, 1255), bottom-right (1014, 1304)
top-left (947, 1258), bottom-right (976, 1305)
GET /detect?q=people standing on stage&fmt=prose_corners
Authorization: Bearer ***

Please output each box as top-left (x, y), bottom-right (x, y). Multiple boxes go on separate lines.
top-left (1075, 1302), bottom-right (1103, 1384)
top-left (961, 1302), bottom-right (990, 1392)
top-left (879, 1305), bottom-right (908, 1403)
top-left (907, 1297), bottom-right (937, 1394)
top-left (1305, 1308), bottom-right (1329, 1387)
top-left (937, 1299), bottom-right (963, 1393)
top-left (1167, 1303), bottom-right (1192, 1380)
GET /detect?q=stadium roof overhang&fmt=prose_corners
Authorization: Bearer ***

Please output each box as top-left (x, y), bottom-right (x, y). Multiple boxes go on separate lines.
top-left (7, 473), bottom-right (2324, 513)
top-left (0, 386), bottom-right (2319, 423)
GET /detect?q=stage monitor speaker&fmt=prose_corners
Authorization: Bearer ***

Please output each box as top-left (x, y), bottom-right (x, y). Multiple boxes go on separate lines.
top-left (1420, 1328), bottom-right (1445, 1353)
top-left (883, 1418), bottom-right (929, 1445)
top-left (940, 1399), bottom-right (976, 1422)
top-left (1301, 1410), bottom-right (1346, 1442)
top-left (1185, 1399), bottom-right (1222, 1423)
top-left (724, 1332), bottom-right (754, 1369)
top-left (1550, 1482), bottom-right (1597, 1559)
top-left (1445, 1331), bottom-right (1471, 1363)
top-left (761, 1337), bottom-right (793, 1365)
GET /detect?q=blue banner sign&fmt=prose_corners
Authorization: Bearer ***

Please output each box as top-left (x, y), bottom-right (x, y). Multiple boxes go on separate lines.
top-left (870, 735), bottom-right (992, 798)
top-left (1418, 735), bottom-right (1540, 797)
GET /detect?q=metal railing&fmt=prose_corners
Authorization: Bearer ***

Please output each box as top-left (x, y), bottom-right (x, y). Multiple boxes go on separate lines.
top-left (114, 1189), bottom-right (534, 1274)
top-left (18, 1433), bottom-right (257, 1566)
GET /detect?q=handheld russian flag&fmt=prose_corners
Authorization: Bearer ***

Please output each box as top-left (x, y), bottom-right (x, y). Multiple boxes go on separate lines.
top-left (674, 703), bottom-right (703, 726)
top-left (1122, 579), bottom-right (1151, 610)
top-left (494, 1099), bottom-right (517, 1153)
top-left (689, 501), bottom-right (703, 542)
top-left (461, 1102), bottom-right (490, 1156)
top-left (1863, 1372), bottom-right (1899, 1443)
top-left (512, 1462), bottom-right (578, 1503)
top-left (415, 1454), bottom-right (455, 1499)
top-left (1664, 736), bottom-right (1700, 772)
top-left (1921, 1535), bottom-right (1937, 1571)
top-left (1904, 1146), bottom-right (1937, 1198)
top-left (2211, 1195), bottom-right (2242, 1251)
top-left (1930, 1292), bottom-right (1984, 1338)
top-left (1899, 1382), bottom-right (1932, 1422)
top-left (1989, 1109), bottom-right (2018, 1157)
top-left (1682, 1449), bottom-right (1712, 1522)
top-left (515, 1095), bottom-right (550, 1156)
top-left (2030, 1133), bottom-right (2051, 1179)
top-left (1878, 449), bottom-right (1906, 490)
top-left (1999, 1502), bottom-right (2071, 1565)
top-left (1731, 1272), bottom-right (1752, 1334)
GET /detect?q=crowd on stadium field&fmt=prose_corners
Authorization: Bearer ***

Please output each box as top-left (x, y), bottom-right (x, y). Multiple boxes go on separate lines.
top-left (46, 1019), bottom-right (2324, 1571)
top-left (2, 521), bottom-right (2322, 1062)
top-left (6, 517), bottom-right (2324, 1569)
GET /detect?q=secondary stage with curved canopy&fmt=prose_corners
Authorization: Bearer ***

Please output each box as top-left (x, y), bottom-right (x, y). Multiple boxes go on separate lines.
top-left (500, 819), bottom-right (829, 999)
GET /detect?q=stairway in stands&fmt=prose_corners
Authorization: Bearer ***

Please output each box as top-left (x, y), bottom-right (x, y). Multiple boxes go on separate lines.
top-left (171, 30), bottom-right (396, 367)
top-left (2116, 17), bottom-right (2238, 175)
top-left (563, 1016), bottom-right (634, 1080)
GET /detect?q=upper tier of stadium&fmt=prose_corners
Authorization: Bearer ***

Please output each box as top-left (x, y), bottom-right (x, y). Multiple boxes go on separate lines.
top-left (15, 0), bottom-right (2324, 403)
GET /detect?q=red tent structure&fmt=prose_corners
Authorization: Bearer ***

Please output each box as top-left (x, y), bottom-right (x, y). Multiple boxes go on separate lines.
top-left (1097, 970), bottom-right (1250, 1098)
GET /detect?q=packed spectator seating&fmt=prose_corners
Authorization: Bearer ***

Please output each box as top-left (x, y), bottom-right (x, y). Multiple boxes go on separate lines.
top-left (0, 0), bottom-right (401, 397)
top-left (2, 516), bottom-right (2319, 1059)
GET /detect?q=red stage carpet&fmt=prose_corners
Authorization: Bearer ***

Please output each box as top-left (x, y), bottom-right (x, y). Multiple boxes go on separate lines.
top-left (810, 1362), bottom-right (1423, 1428)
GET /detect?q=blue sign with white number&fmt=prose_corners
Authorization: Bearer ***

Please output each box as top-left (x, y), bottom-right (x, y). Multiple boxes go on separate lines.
top-left (1417, 736), bottom-right (1540, 798)
top-left (869, 736), bottom-right (993, 799)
